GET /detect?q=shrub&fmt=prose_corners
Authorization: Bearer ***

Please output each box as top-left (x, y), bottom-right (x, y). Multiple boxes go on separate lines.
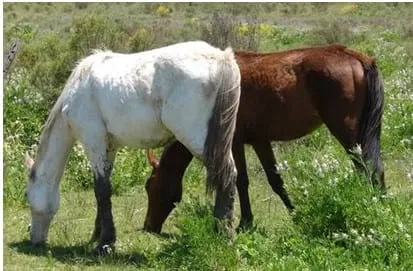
top-left (128, 27), bottom-right (154, 53)
top-left (309, 19), bottom-right (356, 45)
top-left (200, 12), bottom-right (261, 51)
top-left (69, 16), bottom-right (129, 58)
top-left (155, 4), bottom-right (173, 17)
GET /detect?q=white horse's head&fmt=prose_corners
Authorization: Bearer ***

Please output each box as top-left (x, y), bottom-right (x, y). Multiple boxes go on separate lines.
top-left (25, 152), bottom-right (59, 245)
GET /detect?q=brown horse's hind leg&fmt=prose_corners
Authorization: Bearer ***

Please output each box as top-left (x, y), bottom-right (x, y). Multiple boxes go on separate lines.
top-left (313, 93), bottom-right (373, 183)
top-left (252, 141), bottom-right (294, 211)
top-left (307, 60), bottom-right (384, 190)
top-left (232, 142), bottom-right (254, 230)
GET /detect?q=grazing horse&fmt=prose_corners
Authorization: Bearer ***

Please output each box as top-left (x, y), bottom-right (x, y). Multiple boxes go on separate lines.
top-left (24, 41), bottom-right (241, 254)
top-left (144, 44), bottom-right (385, 233)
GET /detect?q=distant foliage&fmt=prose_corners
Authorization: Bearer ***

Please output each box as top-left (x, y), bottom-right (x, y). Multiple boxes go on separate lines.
top-left (128, 27), bottom-right (155, 53)
top-left (155, 4), bottom-right (173, 17)
top-left (309, 19), bottom-right (356, 45)
top-left (69, 16), bottom-right (129, 57)
top-left (200, 13), bottom-right (261, 51)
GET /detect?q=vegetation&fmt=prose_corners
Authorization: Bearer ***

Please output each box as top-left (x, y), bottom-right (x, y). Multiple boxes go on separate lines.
top-left (4, 3), bottom-right (413, 270)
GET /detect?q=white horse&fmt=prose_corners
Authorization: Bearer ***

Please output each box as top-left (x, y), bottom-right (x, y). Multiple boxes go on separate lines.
top-left (24, 41), bottom-right (241, 254)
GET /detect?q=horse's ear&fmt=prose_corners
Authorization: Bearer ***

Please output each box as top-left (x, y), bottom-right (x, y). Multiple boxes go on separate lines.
top-left (25, 152), bottom-right (34, 170)
top-left (146, 150), bottom-right (159, 168)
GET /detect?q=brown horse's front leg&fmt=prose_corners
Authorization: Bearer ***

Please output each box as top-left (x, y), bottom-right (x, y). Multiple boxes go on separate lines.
top-left (252, 141), bottom-right (294, 211)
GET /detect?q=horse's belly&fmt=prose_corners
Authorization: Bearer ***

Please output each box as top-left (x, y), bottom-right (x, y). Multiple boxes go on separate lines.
top-left (102, 102), bottom-right (173, 149)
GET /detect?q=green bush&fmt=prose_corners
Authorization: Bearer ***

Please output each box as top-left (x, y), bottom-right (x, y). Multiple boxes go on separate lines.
top-left (69, 16), bottom-right (129, 58)
top-left (4, 70), bottom-right (47, 206)
top-left (128, 27), bottom-right (154, 53)
top-left (200, 13), bottom-right (261, 51)
top-left (309, 19), bottom-right (357, 45)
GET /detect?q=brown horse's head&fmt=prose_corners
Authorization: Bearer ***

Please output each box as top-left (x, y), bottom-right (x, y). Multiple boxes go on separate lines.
top-left (144, 150), bottom-right (173, 233)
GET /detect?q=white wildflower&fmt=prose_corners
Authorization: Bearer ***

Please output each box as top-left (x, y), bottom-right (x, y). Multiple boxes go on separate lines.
top-left (398, 222), bottom-right (406, 232)
top-left (353, 144), bottom-right (363, 156)
top-left (350, 229), bottom-right (358, 236)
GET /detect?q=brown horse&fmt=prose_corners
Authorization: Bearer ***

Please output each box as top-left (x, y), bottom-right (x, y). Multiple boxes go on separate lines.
top-left (143, 44), bottom-right (385, 233)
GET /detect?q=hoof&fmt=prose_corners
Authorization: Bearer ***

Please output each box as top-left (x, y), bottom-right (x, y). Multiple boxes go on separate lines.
top-left (93, 244), bottom-right (115, 256)
top-left (236, 220), bottom-right (254, 233)
top-left (214, 219), bottom-right (235, 240)
top-left (142, 225), bottom-right (161, 234)
top-left (30, 242), bottom-right (47, 249)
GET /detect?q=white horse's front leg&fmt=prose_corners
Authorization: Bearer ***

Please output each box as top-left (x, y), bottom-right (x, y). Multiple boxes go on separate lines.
top-left (82, 136), bottom-right (117, 255)
top-left (70, 116), bottom-right (118, 255)
top-left (89, 148), bottom-right (117, 248)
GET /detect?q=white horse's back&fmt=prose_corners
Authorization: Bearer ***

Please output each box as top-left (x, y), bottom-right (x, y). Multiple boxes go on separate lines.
top-left (61, 41), bottom-right (235, 152)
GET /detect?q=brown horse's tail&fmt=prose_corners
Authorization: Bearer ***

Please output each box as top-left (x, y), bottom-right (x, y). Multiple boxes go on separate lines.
top-left (358, 61), bottom-right (385, 189)
top-left (204, 47), bottom-right (241, 194)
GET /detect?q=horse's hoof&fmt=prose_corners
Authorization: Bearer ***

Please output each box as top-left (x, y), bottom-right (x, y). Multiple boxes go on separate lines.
top-left (214, 220), bottom-right (235, 241)
top-left (31, 242), bottom-right (47, 249)
top-left (236, 221), bottom-right (254, 233)
top-left (93, 244), bottom-right (115, 256)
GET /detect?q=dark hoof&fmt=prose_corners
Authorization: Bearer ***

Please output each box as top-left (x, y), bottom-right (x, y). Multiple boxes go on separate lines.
top-left (142, 226), bottom-right (161, 235)
top-left (93, 244), bottom-right (115, 256)
top-left (287, 206), bottom-right (295, 215)
top-left (30, 242), bottom-right (47, 249)
top-left (236, 220), bottom-right (254, 233)
top-left (214, 220), bottom-right (235, 240)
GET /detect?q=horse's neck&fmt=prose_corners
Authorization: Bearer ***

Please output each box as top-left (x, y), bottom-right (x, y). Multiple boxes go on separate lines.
top-left (34, 113), bottom-right (74, 186)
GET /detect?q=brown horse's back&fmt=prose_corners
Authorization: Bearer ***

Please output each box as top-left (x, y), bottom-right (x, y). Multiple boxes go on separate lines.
top-left (235, 44), bottom-right (375, 146)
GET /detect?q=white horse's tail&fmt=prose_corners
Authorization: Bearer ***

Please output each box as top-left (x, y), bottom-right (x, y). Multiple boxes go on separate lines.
top-left (204, 47), bottom-right (241, 194)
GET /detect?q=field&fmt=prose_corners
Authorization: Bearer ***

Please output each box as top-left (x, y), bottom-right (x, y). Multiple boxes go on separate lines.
top-left (3, 3), bottom-right (413, 270)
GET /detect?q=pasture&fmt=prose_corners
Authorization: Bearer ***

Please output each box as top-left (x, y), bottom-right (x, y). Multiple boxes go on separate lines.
top-left (3, 3), bottom-right (413, 270)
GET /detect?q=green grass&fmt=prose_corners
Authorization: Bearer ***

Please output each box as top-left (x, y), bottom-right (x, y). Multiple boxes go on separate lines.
top-left (4, 3), bottom-right (413, 270)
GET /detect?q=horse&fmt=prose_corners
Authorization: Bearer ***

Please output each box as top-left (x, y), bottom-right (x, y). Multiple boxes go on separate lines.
top-left (24, 41), bottom-right (241, 254)
top-left (143, 44), bottom-right (385, 233)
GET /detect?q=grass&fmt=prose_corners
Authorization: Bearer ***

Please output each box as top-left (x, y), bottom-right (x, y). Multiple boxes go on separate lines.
top-left (3, 3), bottom-right (413, 270)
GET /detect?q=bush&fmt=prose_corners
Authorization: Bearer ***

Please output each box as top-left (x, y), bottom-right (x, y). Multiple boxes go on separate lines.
top-left (128, 27), bottom-right (154, 53)
top-left (69, 16), bottom-right (129, 58)
top-left (309, 19), bottom-right (357, 45)
top-left (3, 70), bottom-right (47, 206)
top-left (200, 13), bottom-right (261, 51)
top-left (155, 4), bottom-right (173, 17)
